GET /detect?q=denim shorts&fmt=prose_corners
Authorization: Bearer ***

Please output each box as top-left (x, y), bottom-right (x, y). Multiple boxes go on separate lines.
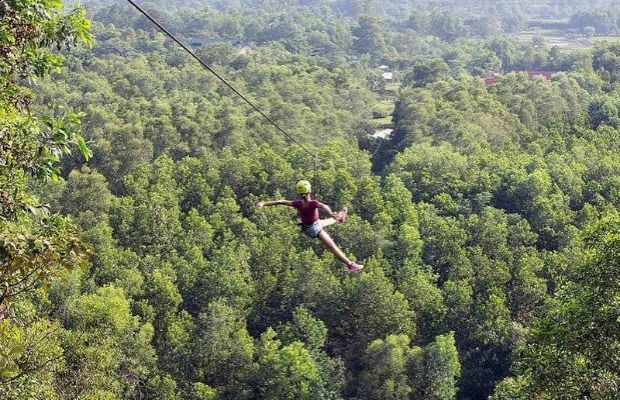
top-left (300, 222), bottom-right (322, 238)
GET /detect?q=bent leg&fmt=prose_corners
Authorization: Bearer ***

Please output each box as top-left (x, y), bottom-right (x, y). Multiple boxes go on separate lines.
top-left (317, 230), bottom-right (352, 266)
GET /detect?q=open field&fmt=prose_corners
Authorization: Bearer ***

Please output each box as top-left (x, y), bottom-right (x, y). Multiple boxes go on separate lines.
top-left (371, 98), bottom-right (395, 129)
top-left (511, 29), bottom-right (620, 50)
top-left (371, 115), bottom-right (393, 129)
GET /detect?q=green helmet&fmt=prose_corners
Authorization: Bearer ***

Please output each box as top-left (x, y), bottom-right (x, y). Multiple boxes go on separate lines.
top-left (296, 180), bottom-right (312, 194)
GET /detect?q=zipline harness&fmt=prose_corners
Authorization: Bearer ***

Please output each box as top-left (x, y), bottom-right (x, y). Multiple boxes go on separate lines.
top-left (126, 0), bottom-right (322, 197)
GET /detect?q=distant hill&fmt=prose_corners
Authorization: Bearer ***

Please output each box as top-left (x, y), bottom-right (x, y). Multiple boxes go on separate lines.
top-left (70, 0), bottom-right (619, 19)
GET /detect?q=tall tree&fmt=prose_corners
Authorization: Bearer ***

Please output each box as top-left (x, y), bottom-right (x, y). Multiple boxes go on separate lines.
top-left (0, 0), bottom-right (91, 392)
top-left (358, 334), bottom-right (417, 400)
top-left (1, 0), bottom-right (92, 311)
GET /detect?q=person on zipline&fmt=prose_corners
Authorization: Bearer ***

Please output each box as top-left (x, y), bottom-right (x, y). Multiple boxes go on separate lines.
top-left (255, 180), bottom-right (364, 273)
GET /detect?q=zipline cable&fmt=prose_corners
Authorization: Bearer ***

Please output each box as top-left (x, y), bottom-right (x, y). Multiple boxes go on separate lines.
top-left (126, 0), bottom-right (321, 191)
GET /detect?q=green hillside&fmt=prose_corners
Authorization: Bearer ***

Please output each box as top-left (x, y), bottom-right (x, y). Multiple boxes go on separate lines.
top-left (3, 1), bottom-right (620, 399)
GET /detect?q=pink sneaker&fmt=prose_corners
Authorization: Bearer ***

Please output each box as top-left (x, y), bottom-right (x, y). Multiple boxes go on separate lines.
top-left (347, 262), bottom-right (364, 273)
top-left (336, 208), bottom-right (348, 223)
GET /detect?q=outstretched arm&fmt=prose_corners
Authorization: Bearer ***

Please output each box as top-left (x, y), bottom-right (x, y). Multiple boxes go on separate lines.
top-left (255, 200), bottom-right (293, 210)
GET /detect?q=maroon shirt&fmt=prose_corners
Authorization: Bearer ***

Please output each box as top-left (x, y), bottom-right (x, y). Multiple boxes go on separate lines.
top-left (291, 199), bottom-right (320, 224)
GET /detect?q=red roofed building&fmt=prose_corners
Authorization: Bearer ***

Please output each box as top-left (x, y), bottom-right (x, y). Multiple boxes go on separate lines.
top-left (484, 74), bottom-right (500, 86)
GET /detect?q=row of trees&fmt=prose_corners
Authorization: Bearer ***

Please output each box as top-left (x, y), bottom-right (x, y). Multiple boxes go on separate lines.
top-left (569, 9), bottom-right (620, 35)
top-left (88, 1), bottom-right (620, 67)
top-left (82, 0), bottom-right (620, 20)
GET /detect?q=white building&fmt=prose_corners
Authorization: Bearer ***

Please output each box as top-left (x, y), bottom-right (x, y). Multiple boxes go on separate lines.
top-left (373, 128), bottom-right (394, 139)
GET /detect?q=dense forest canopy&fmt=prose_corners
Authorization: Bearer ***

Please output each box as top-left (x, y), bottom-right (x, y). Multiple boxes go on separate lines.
top-left (75, 0), bottom-right (620, 18)
top-left (3, 0), bottom-right (620, 399)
